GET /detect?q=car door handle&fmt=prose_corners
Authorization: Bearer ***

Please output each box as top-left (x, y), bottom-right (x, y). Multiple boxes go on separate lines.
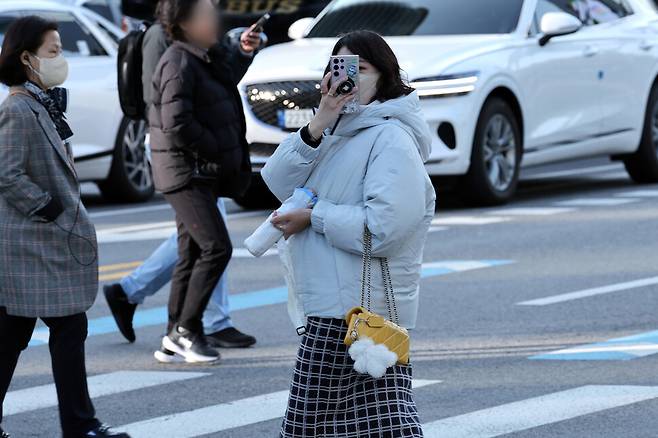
top-left (583, 46), bottom-right (599, 57)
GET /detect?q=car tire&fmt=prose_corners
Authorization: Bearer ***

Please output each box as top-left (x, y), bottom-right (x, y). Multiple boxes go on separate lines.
top-left (232, 174), bottom-right (279, 210)
top-left (460, 98), bottom-right (522, 206)
top-left (623, 84), bottom-right (658, 183)
top-left (98, 118), bottom-right (154, 203)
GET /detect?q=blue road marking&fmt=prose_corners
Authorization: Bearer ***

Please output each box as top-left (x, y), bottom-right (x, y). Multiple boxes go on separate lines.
top-left (530, 330), bottom-right (658, 361)
top-left (28, 260), bottom-right (513, 347)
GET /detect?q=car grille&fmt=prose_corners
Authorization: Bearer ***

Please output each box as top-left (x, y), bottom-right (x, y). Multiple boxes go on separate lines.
top-left (245, 80), bottom-right (321, 131)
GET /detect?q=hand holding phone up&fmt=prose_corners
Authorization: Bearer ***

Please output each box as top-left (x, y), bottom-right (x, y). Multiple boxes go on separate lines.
top-left (240, 13), bottom-right (269, 53)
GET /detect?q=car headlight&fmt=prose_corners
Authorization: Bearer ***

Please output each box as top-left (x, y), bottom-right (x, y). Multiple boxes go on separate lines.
top-left (410, 72), bottom-right (479, 98)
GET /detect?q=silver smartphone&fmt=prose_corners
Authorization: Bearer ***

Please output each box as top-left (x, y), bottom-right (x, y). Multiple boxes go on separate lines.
top-left (329, 55), bottom-right (360, 114)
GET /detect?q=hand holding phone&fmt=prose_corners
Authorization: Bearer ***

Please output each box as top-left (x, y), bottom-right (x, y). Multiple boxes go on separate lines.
top-left (329, 55), bottom-right (360, 114)
top-left (307, 69), bottom-right (360, 140)
top-left (240, 13), bottom-right (269, 53)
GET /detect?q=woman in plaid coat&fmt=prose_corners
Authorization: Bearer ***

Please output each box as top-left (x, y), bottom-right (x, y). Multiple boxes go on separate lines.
top-left (0, 16), bottom-right (128, 438)
top-left (263, 31), bottom-right (435, 437)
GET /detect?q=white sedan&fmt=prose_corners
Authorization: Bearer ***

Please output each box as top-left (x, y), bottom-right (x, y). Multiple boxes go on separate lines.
top-left (240, 0), bottom-right (658, 205)
top-left (0, 0), bottom-right (153, 202)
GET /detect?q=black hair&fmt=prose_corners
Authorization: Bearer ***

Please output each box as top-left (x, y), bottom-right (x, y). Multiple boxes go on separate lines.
top-left (0, 16), bottom-right (58, 87)
top-left (327, 30), bottom-right (414, 103)
top-left (158, 0), bottom-right (202, 41)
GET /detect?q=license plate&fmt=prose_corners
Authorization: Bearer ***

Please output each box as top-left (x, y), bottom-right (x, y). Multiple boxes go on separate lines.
top-left (278, 109), bottom-right (314, 129)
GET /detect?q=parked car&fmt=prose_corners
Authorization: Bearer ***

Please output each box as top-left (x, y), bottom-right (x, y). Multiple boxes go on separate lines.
top-left (0, 1), bottom-right (153, 202)
top-left (238, 0), bottom-right (658, 206)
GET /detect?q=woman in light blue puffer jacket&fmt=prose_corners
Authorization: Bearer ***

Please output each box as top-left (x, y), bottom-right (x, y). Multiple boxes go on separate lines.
top-left (262, 31), bottom-right (436, 438)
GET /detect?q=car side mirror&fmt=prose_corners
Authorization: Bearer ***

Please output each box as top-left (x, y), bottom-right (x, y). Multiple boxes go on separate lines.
top-left (288, 17), bottom-right (314, 40)
top-left (539, 12), bottom-right (582, 46)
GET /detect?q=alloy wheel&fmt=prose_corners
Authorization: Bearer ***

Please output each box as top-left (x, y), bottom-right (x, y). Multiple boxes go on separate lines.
top-left (121, 119), bottom-right (151, 192)
top-left (482, 114), bottom-right (517, 192)
top-left (652, 99), bottom-right (658, 158)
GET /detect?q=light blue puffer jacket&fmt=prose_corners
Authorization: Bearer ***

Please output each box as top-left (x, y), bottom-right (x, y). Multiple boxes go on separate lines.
top-left (262, 91), bottom-right (436, 328)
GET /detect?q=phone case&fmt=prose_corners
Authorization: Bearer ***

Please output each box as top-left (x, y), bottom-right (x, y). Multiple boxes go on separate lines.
top-left (329, 55), bottom-right (360, 114)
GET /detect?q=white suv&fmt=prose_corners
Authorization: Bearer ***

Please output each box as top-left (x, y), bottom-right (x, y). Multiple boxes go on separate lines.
top-left (0, 1), bottom-right (153, 202)
top-left (239, 0), bottom-right (658, 206)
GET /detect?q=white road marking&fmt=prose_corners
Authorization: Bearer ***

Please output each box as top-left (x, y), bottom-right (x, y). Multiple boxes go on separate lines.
top-left (517, 276), bottom-right (658, 306)
top-left (90, 203), bottom-right (268, 220)
top-left (119, 380), bottom-right (441, 437)
top-left (432, 216), bottom-right (510, 226)
top-left (615, 189), bottom-right (658, 198)
top-left (555, 198), bottom-right (637, 207)
top-left (524, 164), bottom-right (622, 180)
top-left (487, 207), bottom-right (574, 216)
top-left (89, 203), bottom-right (173, 218)
top-left (4, 371), bottom-right (208, 417)
top-left (428, 226), bottom-right (448, 233)
top-left (537, 343), bottom-right (658, 357)
top-left (423, 385), bottom-right (658, 438)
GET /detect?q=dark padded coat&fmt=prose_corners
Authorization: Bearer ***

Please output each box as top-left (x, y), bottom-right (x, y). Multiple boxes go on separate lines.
top-left (149, 40), bottom-right (253, 194)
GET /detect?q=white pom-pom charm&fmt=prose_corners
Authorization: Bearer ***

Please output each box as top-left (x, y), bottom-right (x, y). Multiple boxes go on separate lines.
top-left (348, 336), bottom-right (398, 378)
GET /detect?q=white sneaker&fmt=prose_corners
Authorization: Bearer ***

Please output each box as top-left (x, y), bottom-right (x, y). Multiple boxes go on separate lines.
top-left (153, 343), bottom-right (184, 364)
top-left (163, 325), bottom-right (221, 363)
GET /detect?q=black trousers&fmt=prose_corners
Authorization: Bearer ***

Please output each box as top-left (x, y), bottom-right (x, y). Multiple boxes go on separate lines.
top-left (0, 307), bottom-right (99, 437)
top-left (164, 182), bottom-right (233, 335)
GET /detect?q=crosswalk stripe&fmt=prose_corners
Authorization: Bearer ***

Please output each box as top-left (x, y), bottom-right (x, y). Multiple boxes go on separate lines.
top-left (530, 330), bottom-right (658, 361)
top-left (554, 198), bottom-right (637, 207)
top-left (517, 275), bottom-right (658, 306)
top-left (4, 371), bottom-right (208, 417)
top-left (615, 189), bottom-right (658, 198)
top-left (118, 379), bottom-right (441, 437)
top-left (487, 207), bottom-right (574, 216)
top-left (423, 385), bottom-right (658, 438)
top-left (29, 260), bottom-right (513, 347)
top-left (432, 216), bottom-right (510, 226)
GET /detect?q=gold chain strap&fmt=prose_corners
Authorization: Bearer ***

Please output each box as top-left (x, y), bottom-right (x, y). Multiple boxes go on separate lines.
top-left (360, 225), bottom-right (400, 324)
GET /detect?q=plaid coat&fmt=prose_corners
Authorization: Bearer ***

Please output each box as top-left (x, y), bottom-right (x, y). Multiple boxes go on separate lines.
top-left (0, 92), bottom-right (98, 318)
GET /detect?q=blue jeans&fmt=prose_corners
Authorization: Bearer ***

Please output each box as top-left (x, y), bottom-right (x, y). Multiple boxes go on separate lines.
top-left (120, 198), bottom-right (232, 334)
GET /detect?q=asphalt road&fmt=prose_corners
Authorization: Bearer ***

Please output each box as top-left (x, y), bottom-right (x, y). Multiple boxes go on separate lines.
top-left (5, 157), bottom-right (658, 438)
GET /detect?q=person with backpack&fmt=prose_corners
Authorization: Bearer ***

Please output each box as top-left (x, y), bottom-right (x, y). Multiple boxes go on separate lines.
top-left (106, 0), bottom-right (257, 361)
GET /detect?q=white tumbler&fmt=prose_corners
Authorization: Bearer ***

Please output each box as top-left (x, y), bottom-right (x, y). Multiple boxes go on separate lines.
top-left (244, 188), bottom-right (317, 257)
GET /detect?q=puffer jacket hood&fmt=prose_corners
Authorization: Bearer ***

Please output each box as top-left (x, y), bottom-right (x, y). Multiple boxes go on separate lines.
top-left (334, 91), bottom-right (433, 162)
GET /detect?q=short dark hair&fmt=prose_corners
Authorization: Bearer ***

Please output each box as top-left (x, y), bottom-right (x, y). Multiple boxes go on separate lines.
top-left (327, 30), bottom-right (414, 103)
top-left (0, 16), bottom-right (58, 87)
top-left (158, 0), bottom-right (202, 42)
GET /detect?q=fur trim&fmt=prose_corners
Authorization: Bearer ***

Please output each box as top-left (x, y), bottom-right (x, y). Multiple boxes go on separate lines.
top-left (348, 337), bottom-right (398, 378)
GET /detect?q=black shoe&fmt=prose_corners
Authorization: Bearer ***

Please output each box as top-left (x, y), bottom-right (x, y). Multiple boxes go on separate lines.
top-left (163, 325), bottom-right (220, 363)
top-left (0, 425), bottom-right (10, 438)
top-left (207, 327), bottom-right (257, 348)
top-left (103, 284), bottom-right (137, 343)
top-left (83, 424), bottom-right (130, 437)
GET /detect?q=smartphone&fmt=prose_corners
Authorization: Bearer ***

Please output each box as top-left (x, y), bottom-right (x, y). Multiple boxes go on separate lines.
top-left (329, 55), bottom-right (360, 114)
top-left (252, 12), bottom-right (271, 33)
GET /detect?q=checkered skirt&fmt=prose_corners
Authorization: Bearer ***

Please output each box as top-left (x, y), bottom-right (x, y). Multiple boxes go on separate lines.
top-left (280, 317), bottom-right (423, 437)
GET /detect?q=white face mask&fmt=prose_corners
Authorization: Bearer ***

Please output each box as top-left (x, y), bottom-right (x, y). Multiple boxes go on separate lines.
top-left (27, 53), bottom-right (69, 89)
top-left (359, 72), bottom-right (380, 105)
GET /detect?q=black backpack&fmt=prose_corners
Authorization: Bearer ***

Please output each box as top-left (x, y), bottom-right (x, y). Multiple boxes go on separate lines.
top-left (117, 23), bottom-right (150, 120)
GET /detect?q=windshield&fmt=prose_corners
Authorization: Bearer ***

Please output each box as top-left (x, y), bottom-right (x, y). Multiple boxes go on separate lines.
top-left (307, 0), bottom-right (524, 37)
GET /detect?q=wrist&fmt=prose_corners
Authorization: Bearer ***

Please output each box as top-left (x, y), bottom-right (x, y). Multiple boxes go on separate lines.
top-left (308, 120), bottom-right (325, 140)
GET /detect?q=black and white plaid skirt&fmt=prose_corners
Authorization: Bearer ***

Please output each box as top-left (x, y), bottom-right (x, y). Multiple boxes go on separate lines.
top-left (280, 317), bottom-right (423, 438)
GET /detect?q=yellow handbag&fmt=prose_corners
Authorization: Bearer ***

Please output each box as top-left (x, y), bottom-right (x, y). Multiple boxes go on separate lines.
top-left (344, 227), bottom-right (410, 365)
